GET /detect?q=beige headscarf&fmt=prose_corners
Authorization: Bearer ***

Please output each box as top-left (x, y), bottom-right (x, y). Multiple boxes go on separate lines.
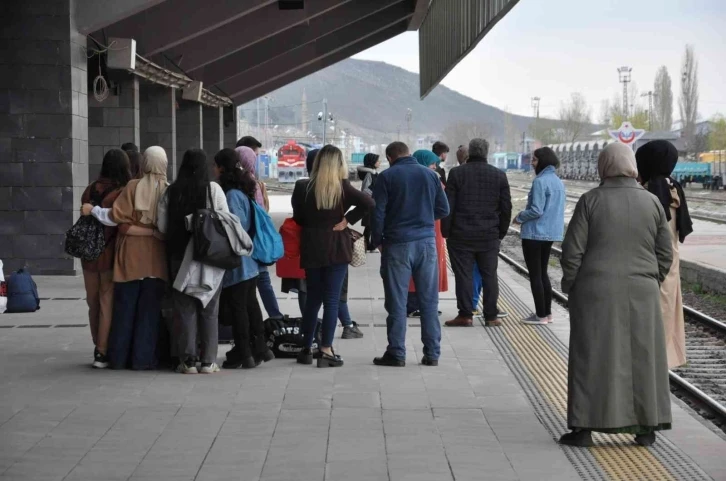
top-left (598, 142), bottom-right (638, 180)
top-left (135, 146), bottom-right (168, 225)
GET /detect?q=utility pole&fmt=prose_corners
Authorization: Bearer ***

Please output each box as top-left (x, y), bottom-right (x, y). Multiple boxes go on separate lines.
top-left (618, 66), bottom-right (632, 119)
top-left (256, 98), bottom-right (260, 140)
top-left (264, 96), bottom-right (270, 148)
top-left (641, 91), bottom-right (656, 131)
top-left (531, 97), bottom-right (540, 141)
top-left (319, 98), bottom-right (329, 145)
top-left (406, 108), bottom-right (412, 147)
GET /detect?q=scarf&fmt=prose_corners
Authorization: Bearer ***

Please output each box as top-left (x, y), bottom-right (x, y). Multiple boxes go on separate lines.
top-left (412, 149), bottom-right (439, 168)
top-left (235, 146), bottom-right (264, 206)
top-left (135, 146), bottom-right (168, 225)
top-left (636, 140), bottom-right (693, 242)
top-left (598, 143), bottom-right (638, 180)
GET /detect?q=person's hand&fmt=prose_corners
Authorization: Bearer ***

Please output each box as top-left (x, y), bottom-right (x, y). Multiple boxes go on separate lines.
top-left (81, 203), bottom-right (93, 216)
top-left (512, 217), bottom-right (521, 226)
top-left (333, 218), bottom-right (349, 231)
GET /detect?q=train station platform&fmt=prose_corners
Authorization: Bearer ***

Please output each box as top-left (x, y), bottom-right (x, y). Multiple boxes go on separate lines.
top-left (1, 200), bottom-right (725, 480)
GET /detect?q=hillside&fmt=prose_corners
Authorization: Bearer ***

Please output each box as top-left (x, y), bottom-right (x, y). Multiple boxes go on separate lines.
top-left (238, 59), bottom-right (538, 148)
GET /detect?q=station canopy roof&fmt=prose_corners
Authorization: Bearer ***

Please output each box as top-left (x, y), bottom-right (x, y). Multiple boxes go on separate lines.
top-left (75, 0), bottom-right (519, 105)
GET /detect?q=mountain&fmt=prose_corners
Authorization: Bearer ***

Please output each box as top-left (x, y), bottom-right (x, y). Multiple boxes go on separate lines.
top-left (238, 59), bottom-right (538, 149)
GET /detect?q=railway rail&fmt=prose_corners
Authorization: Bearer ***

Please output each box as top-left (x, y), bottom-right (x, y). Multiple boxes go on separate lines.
top-left (502, 226), bottom-right (726, 431)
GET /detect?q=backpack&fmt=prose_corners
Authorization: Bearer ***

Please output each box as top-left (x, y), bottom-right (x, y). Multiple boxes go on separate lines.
top-left (64, 182), bottom-right (116, 261)
top-left (6, 269), bottom-right (40, 313)
top-left (248, 197), bottom-right (283, 266)
top-left (264, 316), bottom-right (320, 358)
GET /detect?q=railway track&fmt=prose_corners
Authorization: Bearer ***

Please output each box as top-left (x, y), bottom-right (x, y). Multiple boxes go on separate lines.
top-left (501, 227), bottom-right (726, 432)
top-left (510, 185), bottom-right (726, 224)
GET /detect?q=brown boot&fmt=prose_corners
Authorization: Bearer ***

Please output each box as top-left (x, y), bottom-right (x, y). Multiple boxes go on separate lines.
top-left (445, 316), bottom-right (473, 327)
top-left (484, 318), bottom-right (502, 327)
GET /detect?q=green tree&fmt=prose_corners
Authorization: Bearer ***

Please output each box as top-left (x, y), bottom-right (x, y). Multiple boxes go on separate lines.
top-left (709, 115), bottom-right (726, 151)
top-left (679, 44), bottom-right (700, 154)
top-left (653, 66), bottom-right (673, 131)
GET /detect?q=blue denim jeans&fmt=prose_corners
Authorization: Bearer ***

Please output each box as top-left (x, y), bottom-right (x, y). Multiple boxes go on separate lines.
top-left (472, 261), bottom-right (482, 309)
top-left (301, 263), bottom-right (348, 348)
top-left (381, 238), bottom-right (441, 361)
top-left (257, 266), bottom-right (283, 319)
top-left (297, 292), bottom-right (352, 327)
top-left (107, 278), bottom-right (165, 370)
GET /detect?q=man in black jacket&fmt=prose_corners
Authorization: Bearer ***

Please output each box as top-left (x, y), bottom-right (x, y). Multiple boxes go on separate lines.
top-left (442, 138), bottom-right (512, 327)
top-left (432, 141), bottom-right (449, 186)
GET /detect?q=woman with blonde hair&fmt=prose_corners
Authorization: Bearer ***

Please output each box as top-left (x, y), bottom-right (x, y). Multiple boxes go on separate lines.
top-left (291, 145), bottom-right (374, 368)
top-left (83, 146), bottom-right (169, 370)
top-left (559, 142), bottom-right (673, 447)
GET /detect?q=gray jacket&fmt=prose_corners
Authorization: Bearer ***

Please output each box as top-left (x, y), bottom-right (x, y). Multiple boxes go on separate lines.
top-left (157, 183), bottom-right (253, 306)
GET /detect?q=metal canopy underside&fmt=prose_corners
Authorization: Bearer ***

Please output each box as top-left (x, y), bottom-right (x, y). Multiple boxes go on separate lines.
top-left (87, 0), bottom-right (517, 105)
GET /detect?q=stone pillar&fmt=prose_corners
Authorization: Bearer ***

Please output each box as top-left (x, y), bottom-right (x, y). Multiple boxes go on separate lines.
top-left (223, 105), bottom-right (239, 149)
top-left (0, 0), bottom-right (89, 275)
top-left (140, 84), bottom-right (176, 180)
top-left (88, 73), bottom-right (140, 180)
top-left (175, 99), bottom-right (202, 156)
top-left (203, 106), bottom-right (223, 157)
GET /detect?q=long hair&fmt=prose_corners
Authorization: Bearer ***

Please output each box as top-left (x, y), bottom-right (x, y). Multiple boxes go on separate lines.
top-left (99, 149), bottom-right (131, 187)
top-left (166, 149), bottom-right (210, 258)
top-left (308, 144), bottom-right (346, 210)
top-left (125, 150), bottom-right (144, 179)
top-left (214, 148), bottom-right (257, 198)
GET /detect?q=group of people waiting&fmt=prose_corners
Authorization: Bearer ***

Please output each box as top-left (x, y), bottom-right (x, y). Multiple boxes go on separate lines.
top-left (78, 130), bottom-right (691, 447)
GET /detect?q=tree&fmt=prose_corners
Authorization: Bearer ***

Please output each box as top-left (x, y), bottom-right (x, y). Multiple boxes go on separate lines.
top-left (600, 87), bottom-right (649, 132)
top-left (679, 44), bottom-right (700, 152)
top-left (558, 93), bottom-right (592, 143)
top-left (441, 121), bottom-right (492, 153)
top-left (709, 115), bottom-right (726, 151)
top-left (653, 66), bottom-right (673, 131)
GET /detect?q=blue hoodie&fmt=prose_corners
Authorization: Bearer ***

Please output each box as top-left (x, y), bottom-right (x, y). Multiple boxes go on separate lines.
top-left (370, 156), bottom-right (449, 248)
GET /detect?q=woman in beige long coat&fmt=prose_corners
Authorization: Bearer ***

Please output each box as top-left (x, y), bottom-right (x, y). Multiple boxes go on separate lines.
top-left (636, 140), bottom-right (693, 369)
top-left (560, 143), bottom-right (673, 448)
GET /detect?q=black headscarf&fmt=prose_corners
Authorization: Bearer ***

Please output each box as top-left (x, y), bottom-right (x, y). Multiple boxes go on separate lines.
top-left (305, 148), bottom-right (319, 175)
top-left (363, 153), bottom-right (379, 169)
top-left (635, 140), bottom-right (693, 243)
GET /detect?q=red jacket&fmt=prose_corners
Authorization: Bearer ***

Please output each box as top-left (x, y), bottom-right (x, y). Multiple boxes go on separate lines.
top-left (276, 218), bottom-right (305, 279)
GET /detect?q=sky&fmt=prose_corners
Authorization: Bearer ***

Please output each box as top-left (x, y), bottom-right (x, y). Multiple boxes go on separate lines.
top-left (354, 0), bottom-right (726, 123)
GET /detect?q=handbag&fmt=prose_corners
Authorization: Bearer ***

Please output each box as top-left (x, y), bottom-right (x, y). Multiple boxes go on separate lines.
top-left (191, 185), bottom-right (241, 270)
top-left (340, 200), bottom-right (366, 268)
top-left (64, 182), bottom-right (116, 261)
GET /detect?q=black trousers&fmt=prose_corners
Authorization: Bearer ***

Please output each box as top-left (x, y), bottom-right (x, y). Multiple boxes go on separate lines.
top-left (219, 277), bottom-right (267, 361)
top-left (448, 241), bottom-right (500, 321)
top-left (521, 239), bottom-right (554, 318)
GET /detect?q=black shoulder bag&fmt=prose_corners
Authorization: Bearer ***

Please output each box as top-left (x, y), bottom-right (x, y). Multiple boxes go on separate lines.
top-left (191, 185), bottom-right (241, 270)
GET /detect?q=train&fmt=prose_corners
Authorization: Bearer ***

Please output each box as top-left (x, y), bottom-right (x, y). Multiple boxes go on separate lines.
top-left (276, 140), bottom-right (308, 183)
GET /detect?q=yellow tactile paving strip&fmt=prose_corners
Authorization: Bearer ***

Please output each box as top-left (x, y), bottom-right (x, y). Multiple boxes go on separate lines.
top-left (445, 249), bottom-right (710, 480)
top-left (495, 296), bottom-right (676, 481)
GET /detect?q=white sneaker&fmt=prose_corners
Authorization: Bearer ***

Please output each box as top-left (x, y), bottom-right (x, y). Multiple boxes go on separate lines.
top-left (547, 315), bottom-right (554, 323)
top-left (521, 314), bottom-right (549, 325)
top-left (177, 360), bottom-right (198, 374)
top-left (200, 363), bottom-right (220, 374)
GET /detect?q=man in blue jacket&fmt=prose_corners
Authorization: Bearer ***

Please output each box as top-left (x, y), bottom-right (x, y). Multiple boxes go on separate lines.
top-left (370, 142), bottom-right (450, 367)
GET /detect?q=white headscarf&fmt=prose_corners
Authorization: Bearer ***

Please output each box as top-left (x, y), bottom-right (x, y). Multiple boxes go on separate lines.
top-left (598, 142), bottom-right (638, 180)
top-left (135, 146), bottom-right (168, 225)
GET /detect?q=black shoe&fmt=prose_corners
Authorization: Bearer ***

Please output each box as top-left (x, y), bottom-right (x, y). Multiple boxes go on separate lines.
top-left (559, 430), bottom-right (594, 447)
top-left (420, 356), bottom-right (438, 366)
top-left (341, 322), bottom-right (364, 339)
top-left (635, 432), bottom-right (656, 447)
top-left (407, 310), bottom-right (442, 318)
top-left (373, 352), bottom-right (406, 367)
top-left (254, 349), bottom-right (275, 366)
top-left (297, 348), bottom-right (313, 365)
top-left (317, 350), bottom-right (344, 368)
top-left (222, 356), bottom-right (257, 369)
top-left (92, 348), bottom-right (108, 369)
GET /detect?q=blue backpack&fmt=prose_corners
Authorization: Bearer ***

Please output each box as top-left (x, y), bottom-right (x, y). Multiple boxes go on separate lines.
top-left (248, 198), bottom-right (284, 266)
top-left (6, 269), bottom-right (40, 313)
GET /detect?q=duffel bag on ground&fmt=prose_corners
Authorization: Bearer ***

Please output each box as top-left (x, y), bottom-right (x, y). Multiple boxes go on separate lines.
top-left (264, 316), bottom-right (320, 358)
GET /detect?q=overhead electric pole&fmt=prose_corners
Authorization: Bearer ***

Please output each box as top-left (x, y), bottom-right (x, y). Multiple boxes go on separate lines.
top-left (618, 66), bottom-right (632, 119)
top-left (641, 91), bottom-right (657, 131)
